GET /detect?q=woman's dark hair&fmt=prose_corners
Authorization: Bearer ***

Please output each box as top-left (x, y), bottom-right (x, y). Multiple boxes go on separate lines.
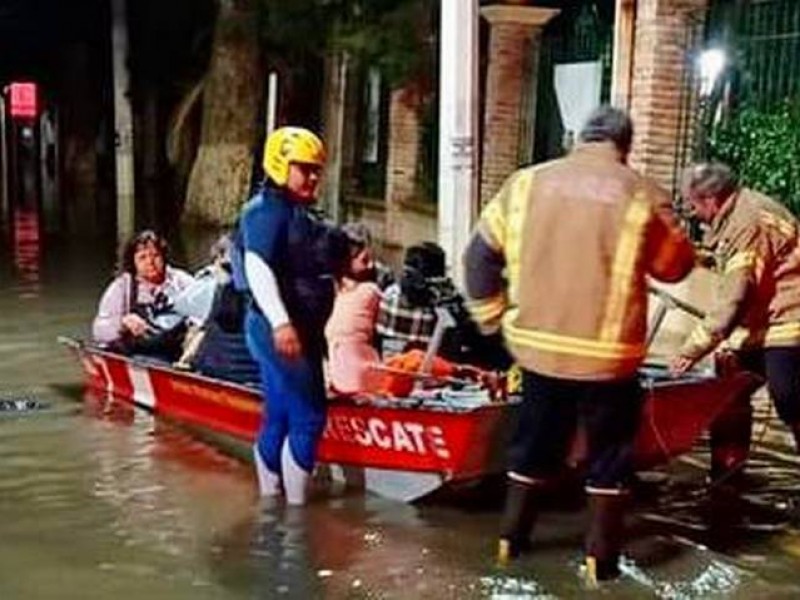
top-left (118, 230), bottom-right (169, 276)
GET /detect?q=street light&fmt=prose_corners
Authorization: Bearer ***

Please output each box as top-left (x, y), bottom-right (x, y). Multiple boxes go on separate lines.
top-left (693, 47), bottom-right (728, 161)
top-left (697, 48), bottom-right (726, 98)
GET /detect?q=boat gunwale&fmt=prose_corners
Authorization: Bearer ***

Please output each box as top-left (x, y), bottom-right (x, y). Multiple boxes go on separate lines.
top-left (62, 337), bottom-right (723, 397)
top-left (60, 337), bottom-right (518, 415)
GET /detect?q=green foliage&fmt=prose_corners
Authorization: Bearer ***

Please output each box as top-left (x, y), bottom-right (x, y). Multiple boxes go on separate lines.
top-left (708, 100), bottom-right (800, 214)
top-left (256, 0), bottom-right (433, 86)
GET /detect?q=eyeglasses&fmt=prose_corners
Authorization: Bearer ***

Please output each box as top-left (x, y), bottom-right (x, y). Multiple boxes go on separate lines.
top-left (293, 163), bottom-right (323, 177)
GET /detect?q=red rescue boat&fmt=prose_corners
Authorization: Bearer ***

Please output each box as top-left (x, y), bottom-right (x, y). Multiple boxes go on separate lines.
top-left (60, 337), bottom-right (758, 502)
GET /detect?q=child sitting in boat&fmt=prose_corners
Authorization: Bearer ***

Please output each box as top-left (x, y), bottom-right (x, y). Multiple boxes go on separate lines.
top-left (376, 242), bottom-right (511, 371)
top-left (92, 230), bottom-right (194, 361)
top-left (325, 223), bottom-right (382, 396)
top-left (172, 234), bottom-right (259, 384)
top-left (172, 234), bottom-right (233, 333)
top-left (376, 242), bottom-right (447, 357)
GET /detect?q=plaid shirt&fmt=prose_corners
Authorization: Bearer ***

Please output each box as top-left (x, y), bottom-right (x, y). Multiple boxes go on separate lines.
top-left (376, 283), bottom-right (437, 349)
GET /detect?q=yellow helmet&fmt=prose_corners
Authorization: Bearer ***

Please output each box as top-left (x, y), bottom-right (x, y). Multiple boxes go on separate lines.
top-left (263, 127), bottom-right (326, 186)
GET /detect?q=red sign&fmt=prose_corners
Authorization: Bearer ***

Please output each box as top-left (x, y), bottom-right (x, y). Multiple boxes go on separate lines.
top-left (9, 82), bottom-right (38, 119)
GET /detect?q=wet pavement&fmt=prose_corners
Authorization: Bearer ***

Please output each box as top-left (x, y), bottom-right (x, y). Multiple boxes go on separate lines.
top-left (1, 223), bottom-right (800, 598)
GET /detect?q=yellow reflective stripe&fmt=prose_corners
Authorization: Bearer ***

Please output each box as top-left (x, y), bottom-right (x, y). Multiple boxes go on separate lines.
top-left (503, 312), bottom-right (644, 360)
top-left (599, 192), bottom-right (650, 341)
top-left (481, 200), bottom-right (507, 248)
top-left (726, 327), bottom-right (749, 349)
top-left (466, 295), bottom-right (506, 325)
top-left (760, 210), bottom-right (796, 239)
top-left (504, 170), bottom-right (534, 305)
top-left (586, 486), bottom-right (629, 496)
top-left (766, 322), bottom-right (800, 344)
top-left (688, 324), bottom-right (713, 347)
top-left (724, 251), bottom-right (757, 274)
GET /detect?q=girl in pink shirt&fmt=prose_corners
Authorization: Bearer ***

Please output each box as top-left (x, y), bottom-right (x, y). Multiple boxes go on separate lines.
top-left (325, 224), bottom-right (382, 395)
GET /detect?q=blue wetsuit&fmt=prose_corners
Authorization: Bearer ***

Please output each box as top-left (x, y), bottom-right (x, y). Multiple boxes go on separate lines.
top-left (236, 184), bottom-right (338, 474)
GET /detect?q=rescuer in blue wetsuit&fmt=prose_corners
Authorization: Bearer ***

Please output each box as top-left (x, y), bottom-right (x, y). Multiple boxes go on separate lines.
top-left (232, 127), bottom-right (344, 505)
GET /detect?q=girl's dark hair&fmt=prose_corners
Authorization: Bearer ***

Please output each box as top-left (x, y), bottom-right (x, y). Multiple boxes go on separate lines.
top-left (334, 223), bottom-right (373, 278)
top-left (118, 230), bottom-right (169, 276)
top-left (342, 223), bottom-right (372, 256)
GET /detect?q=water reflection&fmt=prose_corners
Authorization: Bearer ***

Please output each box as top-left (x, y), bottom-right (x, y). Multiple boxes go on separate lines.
top-left (11, 208), bottom-right (41, 296)
top-left (3, 233), bottom-right (800, 598)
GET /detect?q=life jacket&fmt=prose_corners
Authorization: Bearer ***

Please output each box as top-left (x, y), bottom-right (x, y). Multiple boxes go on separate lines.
top-left (231, 184), bottom-right (349, 348)
top-left (191, 278), bottom-right (259, 384)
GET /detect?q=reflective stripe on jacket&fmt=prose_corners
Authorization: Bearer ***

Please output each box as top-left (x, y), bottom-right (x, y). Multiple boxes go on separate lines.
top-left (681, 188), bottom-right (800, 360)
top-left (463, 142), bottom-right (695, 380)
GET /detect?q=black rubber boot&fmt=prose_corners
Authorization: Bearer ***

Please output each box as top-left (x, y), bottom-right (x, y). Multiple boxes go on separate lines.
top-left (497, 479), bottom-right (541, 565)
top-left (583, 493), bottom-right (626, 585)
top-left (790, 422), bottom-right (800, 454)
top-left (709, 392), bottom-right (753, 486)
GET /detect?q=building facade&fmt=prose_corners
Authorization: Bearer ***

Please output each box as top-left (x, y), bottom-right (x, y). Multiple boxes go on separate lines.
top-left (321, 0), bottom-right (712, 263)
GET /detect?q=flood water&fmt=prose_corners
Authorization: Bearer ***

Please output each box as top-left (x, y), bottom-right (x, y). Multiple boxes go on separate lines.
top-left (2, 224), bottom-right (800, 599)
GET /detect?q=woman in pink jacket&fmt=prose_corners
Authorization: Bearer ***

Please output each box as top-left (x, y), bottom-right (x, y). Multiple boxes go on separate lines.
top-left (325, 224), bottom-right (382, 395)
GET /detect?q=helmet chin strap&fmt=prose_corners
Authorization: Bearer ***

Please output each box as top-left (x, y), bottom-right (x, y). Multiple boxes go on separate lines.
top-left (285, 190), bottom-right (317, 204)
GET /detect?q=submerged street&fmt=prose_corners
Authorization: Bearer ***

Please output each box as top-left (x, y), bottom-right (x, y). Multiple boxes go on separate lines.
top-left (0, 234), bottom-right (799, 599)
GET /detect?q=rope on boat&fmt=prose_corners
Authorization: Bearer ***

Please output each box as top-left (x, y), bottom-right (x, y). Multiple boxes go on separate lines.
top-left (644, 381), bottom-right (673, 464)
top-left (647, 377), bottom-right (776, 491)
top-left (642, 286), bottom-right (771, 489)
top-left (706, 401), bottom-right (774, 492)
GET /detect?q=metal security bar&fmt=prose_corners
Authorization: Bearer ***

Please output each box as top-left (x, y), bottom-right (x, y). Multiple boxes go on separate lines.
top-left (735, 0), bottom-right (800, 109)
top-left (672, 0), bottom-right (800, 224)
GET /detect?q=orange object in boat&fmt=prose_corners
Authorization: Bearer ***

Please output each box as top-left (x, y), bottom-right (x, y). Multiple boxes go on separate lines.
top-left (371, 349), bottom-right (456, 397)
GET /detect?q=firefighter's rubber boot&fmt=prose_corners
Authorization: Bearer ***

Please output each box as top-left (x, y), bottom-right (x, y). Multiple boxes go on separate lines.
top-left (790, 422), bottom-right (800, 454)
top-left (281, 440), bottom-right (310, 506)
top-left (253, 443), bottom-right (282, 497)
top-left (709, 392), bottom-right (752, 487)
top-left (497, 480), bottom-right (540, 566)
top-left (583, 492), bottom-right (626, 586)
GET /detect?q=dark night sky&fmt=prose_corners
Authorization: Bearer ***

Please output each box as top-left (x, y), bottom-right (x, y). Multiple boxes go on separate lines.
top-left (0, 0), bottom-right (107, 83)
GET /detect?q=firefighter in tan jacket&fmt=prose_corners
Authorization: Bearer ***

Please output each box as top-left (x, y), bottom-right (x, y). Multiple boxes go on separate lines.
top-left (463, 106), bottom-right (695, 582)
top-left (671, 162), bottom-right (800, 481)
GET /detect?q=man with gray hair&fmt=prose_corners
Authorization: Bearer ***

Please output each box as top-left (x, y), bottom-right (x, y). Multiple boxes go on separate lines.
top-left (671, 162), bottom-right (800, 481)
top-left (463, 105), bottom-right (695, 583)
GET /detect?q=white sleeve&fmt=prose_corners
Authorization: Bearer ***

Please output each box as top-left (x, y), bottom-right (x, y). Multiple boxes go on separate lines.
top-left (244, 251), bottom-right (290, 329)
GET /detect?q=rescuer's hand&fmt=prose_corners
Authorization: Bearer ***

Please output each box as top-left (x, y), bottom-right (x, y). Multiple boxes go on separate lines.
top-left (669, 354), bottom-right (696, 377)
top-left (775, 245), bottom-right (800, 278)
top-left (274, 323), bottom-right (302, 360)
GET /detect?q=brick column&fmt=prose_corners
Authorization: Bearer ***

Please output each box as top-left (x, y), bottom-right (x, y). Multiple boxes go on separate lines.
top-left (480, 5), bottom-right (558, 204)
top-left (611, 0), bottom-right (637, 109)
top-left (629, 0), bottom-right (708, 192)
top-left (385, 86), bottom-right (423, 245)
